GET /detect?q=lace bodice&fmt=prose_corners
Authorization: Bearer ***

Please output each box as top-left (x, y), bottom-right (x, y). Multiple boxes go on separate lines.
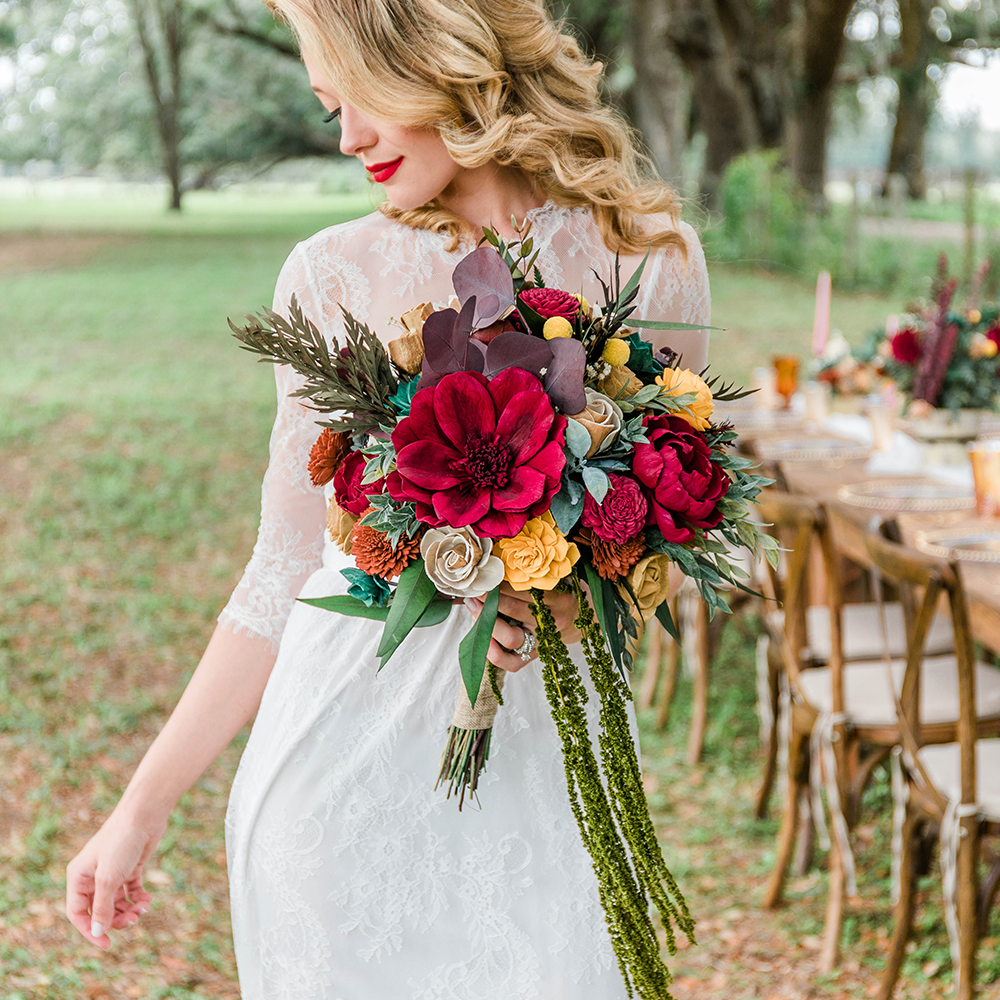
top-left (218, 202), bottom-right (711, 648)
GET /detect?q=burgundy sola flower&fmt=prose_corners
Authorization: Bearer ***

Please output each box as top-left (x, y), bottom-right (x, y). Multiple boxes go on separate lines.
top-left (388, 368), bottom-right (567, 539)
top-left (518, 287), bottom-right (580, 322)
top-left (891, 328), bottom-right (922, 365)
top-left (581, 474), bottom-right (647, 544)
top-left (334, 450), bottom-right (387, 517)
top-left (632, 414), bottom-right (729, 544)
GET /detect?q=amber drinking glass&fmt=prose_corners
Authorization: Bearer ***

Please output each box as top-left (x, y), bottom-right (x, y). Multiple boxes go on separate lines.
top-left (969, 439), bottom-right (1000, 518)
top-left (772, 355), bottom-right (800, 410)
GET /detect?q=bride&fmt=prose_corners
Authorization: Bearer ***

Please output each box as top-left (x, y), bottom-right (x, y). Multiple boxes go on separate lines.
top-left (65, 1), bottom-right (710, 996)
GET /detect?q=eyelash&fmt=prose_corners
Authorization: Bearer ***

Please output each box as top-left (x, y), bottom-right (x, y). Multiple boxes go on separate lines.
top-left (323, 109), bottom-right (342, 123)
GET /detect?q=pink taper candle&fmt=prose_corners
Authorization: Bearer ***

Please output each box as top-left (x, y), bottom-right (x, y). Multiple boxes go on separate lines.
top-left (812, 270), bottom-right (831, 356)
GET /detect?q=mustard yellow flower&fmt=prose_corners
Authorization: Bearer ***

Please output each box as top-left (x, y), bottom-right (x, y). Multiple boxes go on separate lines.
top-left (655, 367), bottom-right (714, 431)
top-left (495, 511), bottom-right (581, 591)
top-left (602, 339), bottom-right (630, 367)
top-left (543, 316), bottom-right (574, 340)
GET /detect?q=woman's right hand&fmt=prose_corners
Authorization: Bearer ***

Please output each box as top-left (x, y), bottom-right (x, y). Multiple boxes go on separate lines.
top-left (65, 808), bottom-right (164, 949)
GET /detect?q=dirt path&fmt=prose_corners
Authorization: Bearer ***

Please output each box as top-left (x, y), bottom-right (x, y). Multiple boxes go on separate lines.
top-left (0, 233), bottom-right (138, 274)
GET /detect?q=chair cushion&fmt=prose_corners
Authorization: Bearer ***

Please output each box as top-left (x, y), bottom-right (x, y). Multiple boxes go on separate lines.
top-left (805, 602), bottom-right (954, 662)
top-left (796, 657), bottom-right (1000, 728)
top-left (918, 740), bottom-right (1000, 822)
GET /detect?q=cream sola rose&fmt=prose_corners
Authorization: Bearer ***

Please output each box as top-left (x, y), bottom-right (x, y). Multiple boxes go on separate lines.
top-left (420, 526), bottom-right (505, 598)
top-left (567, 389), bottom-right (623, 458)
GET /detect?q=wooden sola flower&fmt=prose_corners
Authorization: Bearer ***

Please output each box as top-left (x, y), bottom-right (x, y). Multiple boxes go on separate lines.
top-left (575, 526), bottom-right (646, 581)
top-left (389, 369), bottom-right (566, 540)
top-left (351, 510), bottom-right (422, 579)
top-left (308, 428), bottom-right (351, 487)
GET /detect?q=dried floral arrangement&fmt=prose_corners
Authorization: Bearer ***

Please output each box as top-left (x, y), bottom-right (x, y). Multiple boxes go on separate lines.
top-left (232, 221), bottom-right (777, 999)
top-left (854, 254), bottom-right (1000, 414)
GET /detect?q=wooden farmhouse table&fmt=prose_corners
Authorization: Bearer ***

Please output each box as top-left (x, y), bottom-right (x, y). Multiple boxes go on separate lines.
top-left (740, 426), bottom-right (1000, 653)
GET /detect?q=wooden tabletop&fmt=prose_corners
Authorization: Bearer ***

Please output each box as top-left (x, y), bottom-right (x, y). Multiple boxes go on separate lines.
top-left (739, 424), bottom-right (1000, 651)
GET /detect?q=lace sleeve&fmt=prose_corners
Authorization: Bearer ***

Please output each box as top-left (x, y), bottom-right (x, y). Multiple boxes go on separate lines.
top-left (217, 244), bottom-right (329, 650)
top-left (639, 221), bottom-right (711, 373)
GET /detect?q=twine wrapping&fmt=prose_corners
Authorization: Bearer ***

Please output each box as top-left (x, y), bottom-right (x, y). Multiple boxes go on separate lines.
top-left (452, 666), bottom-right (506, 729)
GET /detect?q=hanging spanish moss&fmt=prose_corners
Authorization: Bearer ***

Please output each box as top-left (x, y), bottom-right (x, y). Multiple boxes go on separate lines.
top-left (529, 579), bottom-right (694, 999)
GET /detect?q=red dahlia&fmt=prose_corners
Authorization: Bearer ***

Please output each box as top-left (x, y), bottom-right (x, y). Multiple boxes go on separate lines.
top-left (581, 473), bottom-right (648, 544)
top-left (388, 368), bottom-right (567, 539)
top-left (334, 450), bottom-right (387, 517)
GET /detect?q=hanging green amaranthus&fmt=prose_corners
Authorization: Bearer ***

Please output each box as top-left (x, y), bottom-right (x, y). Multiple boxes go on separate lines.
top-left (529, 577), bottom-right (695, 999)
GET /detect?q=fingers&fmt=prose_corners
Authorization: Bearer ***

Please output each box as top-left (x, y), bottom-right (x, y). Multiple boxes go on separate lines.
top-left (488, 637), bottom-right (529, 673)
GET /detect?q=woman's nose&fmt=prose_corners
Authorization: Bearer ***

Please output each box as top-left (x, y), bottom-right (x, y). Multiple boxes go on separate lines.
top-left (339, 105), bottom-right (379, 159)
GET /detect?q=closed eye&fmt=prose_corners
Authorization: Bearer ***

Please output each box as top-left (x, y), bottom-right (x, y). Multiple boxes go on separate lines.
top-left (323, 108), bottom-right (342, 123)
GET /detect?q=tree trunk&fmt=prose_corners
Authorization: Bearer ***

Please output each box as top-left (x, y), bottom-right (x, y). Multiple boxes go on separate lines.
top-left (884, 0), bottom-right (936, 200)
top-left (626, 0), bottom-right (690, 184)
top-left (666, 0), bottom-right (791, 206)
top-left (784, 0), bottom-right (855, 206)
top-left (131, 0), bottom-right (186, 211)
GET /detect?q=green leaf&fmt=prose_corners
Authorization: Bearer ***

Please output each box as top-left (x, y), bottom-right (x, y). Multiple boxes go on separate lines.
top-left (377, 559), bottom-right (438, 668)
top-left (582, 466), bottom-right (610, 503)
top-left (298, 595), bottom-right (391, 620)
top-left (619, 246), bottom-right (651, 304)
top-left (628, 319), bottom-right (725, 332)
top-left (655, 601), bottom-right (679, 641)
top-left (583, 563), bottom-right (623, 672)
top-left (415, 600), bottom-right (455, 628)
top-left (459, 586), bottom-right (500, 706)
top-left (565, 419), bottom-right (592, 459)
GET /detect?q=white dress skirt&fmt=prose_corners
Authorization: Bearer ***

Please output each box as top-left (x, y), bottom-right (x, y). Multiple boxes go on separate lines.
top-left (218, 204), bottom-right (711, 999)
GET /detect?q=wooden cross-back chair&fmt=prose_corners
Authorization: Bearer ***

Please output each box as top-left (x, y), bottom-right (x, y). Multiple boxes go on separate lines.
top-left (865, 521), bottom-right (1000, 1000)
top-left (755, 488), bottom-right (984, 975)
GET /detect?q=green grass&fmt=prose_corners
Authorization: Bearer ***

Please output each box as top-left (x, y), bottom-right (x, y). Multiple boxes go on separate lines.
top-left (1, 191), bottom-right (985, 999)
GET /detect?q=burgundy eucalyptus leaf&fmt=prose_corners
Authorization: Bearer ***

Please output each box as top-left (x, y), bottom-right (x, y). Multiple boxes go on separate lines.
top-left (453, 246), bottom-right (516, 328)
top-left (484, 331), bottom-right (553, 380)
top-left (544, 337), bottom-right (587, 414)
top-left (418, 297), bottom-right (480, 390)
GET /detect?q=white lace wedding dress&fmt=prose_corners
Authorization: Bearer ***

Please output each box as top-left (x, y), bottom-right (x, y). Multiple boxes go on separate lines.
top-left (219, 201), bottom-right (710, 1000)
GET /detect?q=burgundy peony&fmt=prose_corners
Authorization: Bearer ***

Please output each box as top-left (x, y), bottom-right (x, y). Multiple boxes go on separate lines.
top-left (632, 414), bottom-right (729, 544)
top-left (581, 473), bottom-right (648, 544)
top-left (891, 328), bottom-right (922, 365)
top-left (518, 287), bottom-right (580, 322)
top-left (388, 368), bottom-right (567, 539)
top-left (333, 450), bottom-right (386, 517)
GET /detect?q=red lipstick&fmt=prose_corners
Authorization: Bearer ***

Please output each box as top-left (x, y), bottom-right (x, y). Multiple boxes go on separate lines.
top-left (366, 157), bottom-right (404, 183)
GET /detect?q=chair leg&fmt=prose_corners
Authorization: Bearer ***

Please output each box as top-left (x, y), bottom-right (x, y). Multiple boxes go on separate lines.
top-left (655, 627), bottom-right (679, 730)
top-left (877, 805), bottom-right (919, 1000)
top-left (637, 624), bottom-right (662, 710)
top-left (754, 654), bottom-right (781, 820)
top-left (819, 830), bottom-right (845, 974)
top-left (763, 731), bottom-right (805, 909)
top-left (792, 789), bottom-right (815, 877)
top-left (686, 599), bottom-right (711, 765)
top-left (956, 816), bottom-right (980, 1000)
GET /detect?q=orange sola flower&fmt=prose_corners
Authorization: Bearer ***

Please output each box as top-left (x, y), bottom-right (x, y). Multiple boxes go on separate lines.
top-left (575, 526), bottom-right (646, 581)
top-left (351, 510), bottom-right (422, 579)
top-left (308, 429), bottom-right (351, 487)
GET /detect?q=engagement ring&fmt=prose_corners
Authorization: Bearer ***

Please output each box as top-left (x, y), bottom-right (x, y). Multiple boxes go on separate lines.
top-left (514, 630), bottom-right (536, 662)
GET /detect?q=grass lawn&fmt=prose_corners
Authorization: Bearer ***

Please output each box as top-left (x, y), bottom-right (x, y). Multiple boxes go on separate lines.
top-left (0, 191), bottom-right (984, 999)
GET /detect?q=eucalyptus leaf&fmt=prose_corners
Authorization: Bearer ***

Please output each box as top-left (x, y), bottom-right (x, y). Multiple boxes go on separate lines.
top-left (459, 586), bottom-right (500, 706)
top-left (565, 419), bottom-right (592, 459)
top-left (377, 559), bottom-right (438, 668)
top-left (582, 466), bottom-right (610, 504)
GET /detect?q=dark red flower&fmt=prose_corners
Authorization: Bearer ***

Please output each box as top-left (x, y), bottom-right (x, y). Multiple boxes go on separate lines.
top-left (632, 414), bottom-right (729, 544)
top-left (518, 287), bottom-right (580, 322)
top-left (333, 450), bottom-right (386, 517)
top-left (388, 368), bottom-right (567, 539)
top-left (890, 328), bottom-right (922, 365)
top-left (582, 473), bottom-right (648, 544)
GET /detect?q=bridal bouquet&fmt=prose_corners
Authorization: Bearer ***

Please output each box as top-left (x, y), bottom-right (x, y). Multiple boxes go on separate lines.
top-left (233, 223), bottom-right (775, 999)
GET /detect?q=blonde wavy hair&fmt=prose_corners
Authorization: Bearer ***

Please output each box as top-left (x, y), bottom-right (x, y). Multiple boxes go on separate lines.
top-left (267, 0), bottom-right (685, 256)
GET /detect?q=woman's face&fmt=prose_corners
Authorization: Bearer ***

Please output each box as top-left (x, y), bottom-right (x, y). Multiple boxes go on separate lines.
top-left (304, 52), bottom-right (463, 211)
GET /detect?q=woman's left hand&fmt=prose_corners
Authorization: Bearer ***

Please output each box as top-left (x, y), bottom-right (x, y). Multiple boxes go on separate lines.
top-left (464, 583), bottom-right (580, 673)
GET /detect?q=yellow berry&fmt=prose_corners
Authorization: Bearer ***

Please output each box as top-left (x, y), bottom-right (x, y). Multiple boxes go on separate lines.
top-left (570, 292), bottom-right (590, 315)
top-left (968, 309), bottom-right (982, 325)
top-left (602, 338), bottom-right (630, 367)
top-left (543, 316), bottom-right (574, 339)
top-left (985, 339), bottom-right (998, 358)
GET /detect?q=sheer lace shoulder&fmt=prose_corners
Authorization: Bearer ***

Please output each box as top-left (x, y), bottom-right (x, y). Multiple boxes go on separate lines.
top-left (218, 206), bottom-right (710, 648)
